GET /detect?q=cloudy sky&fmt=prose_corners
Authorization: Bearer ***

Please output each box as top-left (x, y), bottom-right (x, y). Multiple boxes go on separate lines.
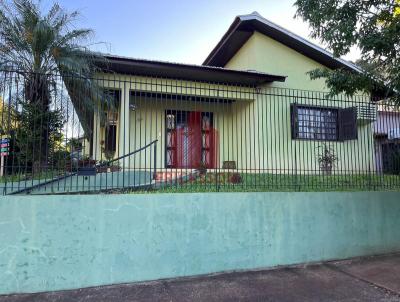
top-left (54, 0), bottom-right (360, 65)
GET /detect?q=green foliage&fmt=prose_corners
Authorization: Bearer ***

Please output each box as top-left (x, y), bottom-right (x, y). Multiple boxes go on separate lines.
top-left (102, 149), bottom-right (115, 161)
top-left (0, 0), bottom-right (109, 142)
top-left (0, 0), bottom-right (99, 73)
top-left (12, 101), bottom-right (64, 168)
top-left (51, 149), bottom-right (70, 171)
top-left (316, 144), bottom-right (338, 175)
top-left (295, 0), bottom-right (400, 103)
top-left (0, 102), bottom-right (17, 135)
top-left (152, 173), bottom-right (400, 193)
top-left (67, 137), bottom-right (82, 151)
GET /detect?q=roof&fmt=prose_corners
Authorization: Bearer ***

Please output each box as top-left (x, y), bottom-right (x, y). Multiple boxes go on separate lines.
top-left (203, 12), bottom-right (362, 73)
top-left (96, 54), bottom-right (286, 86)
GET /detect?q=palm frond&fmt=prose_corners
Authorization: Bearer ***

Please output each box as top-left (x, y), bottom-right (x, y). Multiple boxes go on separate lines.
top-left (0, 0), bottom-right (109, 136)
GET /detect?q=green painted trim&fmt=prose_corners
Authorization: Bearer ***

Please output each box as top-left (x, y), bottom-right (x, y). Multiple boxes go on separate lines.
top-left (0, 192), bottom-right (399, 295)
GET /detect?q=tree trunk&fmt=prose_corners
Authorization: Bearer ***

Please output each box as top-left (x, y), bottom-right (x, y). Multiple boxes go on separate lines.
top-left (24, 73), bottom-right (51, 174)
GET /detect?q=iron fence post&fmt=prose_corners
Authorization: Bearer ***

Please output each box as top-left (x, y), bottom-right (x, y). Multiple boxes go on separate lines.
top-left (153, 140), bottom-right (157, 180)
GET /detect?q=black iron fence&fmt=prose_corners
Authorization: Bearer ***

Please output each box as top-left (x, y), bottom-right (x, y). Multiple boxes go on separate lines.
top-left (0, 69), bottom-right (399, 194)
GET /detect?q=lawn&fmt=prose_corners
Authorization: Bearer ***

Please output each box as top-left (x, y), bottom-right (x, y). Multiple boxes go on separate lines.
top-left (150, 172), bottom-right (400, 193)
top-left (1, 171), bottom-right (399, 194)
top-left (0, 170), bottom-right (66, 183)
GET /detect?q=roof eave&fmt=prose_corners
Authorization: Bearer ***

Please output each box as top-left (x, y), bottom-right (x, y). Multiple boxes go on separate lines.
top-left (203, 13), bottom-right (362, 74)
top-left (203, 16), bottom-right (242, 66)
top-left (95, 55), bottom-right (286, 86)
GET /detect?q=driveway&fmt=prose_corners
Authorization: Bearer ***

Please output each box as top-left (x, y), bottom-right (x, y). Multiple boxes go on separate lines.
top-left (1, 253), bottom-right (400, 302)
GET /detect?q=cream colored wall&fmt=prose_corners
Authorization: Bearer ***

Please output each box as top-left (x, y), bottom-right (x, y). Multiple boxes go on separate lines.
top-left (90, 59), bottom-right (376, 174)
top-left (82, 138), bottom-right (91, 157)
top-left (91, 89), bottom-right (376, 174)
top-left (225, 31), bottom-right (330, 91)
top-left (127, 96), bottom-right (235, 170)
top-left (221, 30), bottom-right (376, 173)
top-left (230, 91), bottom-right (376, 174)
top-left (92, 74), bottom-right (250, 169)
top-left (118, 94), bottom-right (376, 174)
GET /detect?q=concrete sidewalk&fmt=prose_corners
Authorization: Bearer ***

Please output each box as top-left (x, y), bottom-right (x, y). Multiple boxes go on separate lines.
top-left (1, 253), bottom-right (400, 302)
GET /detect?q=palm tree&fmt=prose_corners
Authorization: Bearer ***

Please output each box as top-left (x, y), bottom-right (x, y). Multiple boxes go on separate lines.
top-left (0, 0), bottom-right (105, 172)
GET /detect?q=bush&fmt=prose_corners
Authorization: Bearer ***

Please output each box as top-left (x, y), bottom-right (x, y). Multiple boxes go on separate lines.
top-left (10, 102), bottom-right (65, 172)
top-left (51, 150), bottom-right (70, 171)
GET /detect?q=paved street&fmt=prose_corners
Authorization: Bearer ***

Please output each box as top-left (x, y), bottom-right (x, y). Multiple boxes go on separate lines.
top-left (1, 253), bottom-right (400, 302)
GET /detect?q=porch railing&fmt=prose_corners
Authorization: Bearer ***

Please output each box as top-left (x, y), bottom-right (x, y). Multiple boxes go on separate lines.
top-left (0, 69), bottom-right (399, 194)
top-left (95, 139), bottom-right (158, 179)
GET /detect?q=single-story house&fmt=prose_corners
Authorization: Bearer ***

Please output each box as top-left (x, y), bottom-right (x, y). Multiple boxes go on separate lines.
top-left (374, 104), bottom-right (400, 173)
top-left (78, 12), bottom-right (378, 176)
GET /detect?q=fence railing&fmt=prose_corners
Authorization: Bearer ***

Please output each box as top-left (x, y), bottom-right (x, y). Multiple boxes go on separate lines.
top-left (0, 69), bottom-right (399, 194)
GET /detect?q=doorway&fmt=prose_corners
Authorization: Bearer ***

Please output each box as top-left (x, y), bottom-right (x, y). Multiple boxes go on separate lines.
top-left (165, 110), bottom-right (218, 169)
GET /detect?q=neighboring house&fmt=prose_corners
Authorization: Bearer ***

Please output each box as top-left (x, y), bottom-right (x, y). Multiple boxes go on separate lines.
top-left (78, 12), bottom-right (379, 175)
top-left (374, 105), bottom-right (400, 173)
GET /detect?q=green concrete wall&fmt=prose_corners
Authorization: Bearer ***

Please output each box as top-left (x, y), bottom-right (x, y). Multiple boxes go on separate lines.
top-left (1, 192), bottom-right (400, 295)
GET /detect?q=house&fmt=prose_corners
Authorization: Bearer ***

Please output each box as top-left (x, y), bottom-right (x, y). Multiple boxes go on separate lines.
top-left (81, 12), bottom-right (378, 177)
top-left (374, 104), bottom-right (400, 173)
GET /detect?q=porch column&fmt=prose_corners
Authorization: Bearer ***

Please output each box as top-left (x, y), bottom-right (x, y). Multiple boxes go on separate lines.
top-left (118, 82), bottom-right (131, 167)
top-left (93, 110), bottom-right (102, 161)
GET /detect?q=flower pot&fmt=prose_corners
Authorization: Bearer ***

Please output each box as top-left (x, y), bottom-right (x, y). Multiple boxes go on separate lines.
top-left (320, 163), bottom-right (333, 175)
top-left (110, 165), bottom-right (121, 172)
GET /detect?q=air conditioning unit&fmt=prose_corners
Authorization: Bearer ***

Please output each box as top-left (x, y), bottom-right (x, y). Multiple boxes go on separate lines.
top-left (357, 103), bottom-right (377, 124)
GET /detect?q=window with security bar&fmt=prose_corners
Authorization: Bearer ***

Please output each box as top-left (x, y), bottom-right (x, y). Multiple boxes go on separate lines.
top-left (291, 104), bottom-right (358, 141)
top-left (297, 106), bottom-right (338, 141)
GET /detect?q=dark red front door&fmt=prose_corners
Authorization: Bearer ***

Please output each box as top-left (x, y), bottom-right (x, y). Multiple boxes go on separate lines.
top-left (166, 111), bottom-right (218, 169)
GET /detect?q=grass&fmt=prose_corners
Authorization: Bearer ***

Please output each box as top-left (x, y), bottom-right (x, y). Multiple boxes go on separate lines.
top-left (147, 172), bottom-right (400, 193)
top-left (1, 171), bottom-right (399, 193)
top-left (0, 170), bottom-right (66, 183)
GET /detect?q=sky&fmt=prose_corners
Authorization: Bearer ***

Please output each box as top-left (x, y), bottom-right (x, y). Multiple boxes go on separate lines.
top-left (52, 0), bottom-right (360, 65)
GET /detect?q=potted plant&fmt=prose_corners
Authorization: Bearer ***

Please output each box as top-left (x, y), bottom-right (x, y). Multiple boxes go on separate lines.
top-left (109, 161), bottom-right (121, 172)
top-left (101, 149), bottom-right (116, 172)
top-left (96, 160), bottom-right (109, 173)
top-left (316, 144), bottom-right (338, 175)
top-left (80, 155), bottom-right (96, 167)
top-left (102, 149), bottom-right (114, 161)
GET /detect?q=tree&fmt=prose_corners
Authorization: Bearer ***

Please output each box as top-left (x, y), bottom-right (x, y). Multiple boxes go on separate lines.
top-left (0, 100), bottom-right (13, 135)
top-left (0, 0), bottom-right (106, 172)
top-left (15, 103), bottom-right (64, 168)
top-left (294, 0), bottom-right (400, 103)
